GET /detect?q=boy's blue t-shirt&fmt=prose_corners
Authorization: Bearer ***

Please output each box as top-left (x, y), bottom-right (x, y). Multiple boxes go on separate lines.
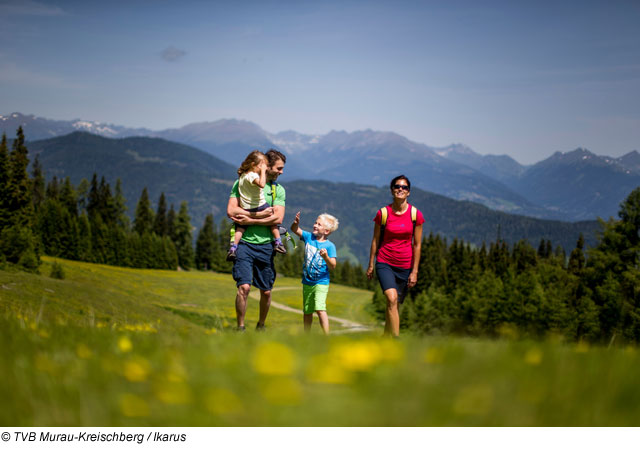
top-left (301, 230), bottom-right (337, 286)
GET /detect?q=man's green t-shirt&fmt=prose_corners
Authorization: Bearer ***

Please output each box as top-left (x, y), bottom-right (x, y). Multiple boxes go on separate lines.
top-left (229, 180), bottom-right (286, 245)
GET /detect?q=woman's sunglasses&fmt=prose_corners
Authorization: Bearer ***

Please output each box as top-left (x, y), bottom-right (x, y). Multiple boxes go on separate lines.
top-left (392, 184), bottom-right (410, 191)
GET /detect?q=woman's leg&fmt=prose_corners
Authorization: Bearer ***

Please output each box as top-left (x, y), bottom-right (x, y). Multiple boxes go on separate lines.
top-left (384, 288), bottom-right (399, 337)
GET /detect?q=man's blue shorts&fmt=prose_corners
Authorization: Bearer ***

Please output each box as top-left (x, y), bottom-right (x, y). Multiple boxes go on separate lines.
top-left (232, 241), bottom-right (276, 291)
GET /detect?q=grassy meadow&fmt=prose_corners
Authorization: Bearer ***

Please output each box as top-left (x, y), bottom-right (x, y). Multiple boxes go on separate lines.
top-left (1, 257), bottom-right (640, 426)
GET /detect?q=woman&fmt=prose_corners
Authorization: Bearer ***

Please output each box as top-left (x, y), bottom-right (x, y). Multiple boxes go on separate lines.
top-left (367, 175), bottom-right (424, 337)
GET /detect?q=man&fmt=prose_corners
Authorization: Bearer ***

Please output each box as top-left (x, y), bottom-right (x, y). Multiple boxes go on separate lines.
top-left (227, 149), bottom-right (286, 331)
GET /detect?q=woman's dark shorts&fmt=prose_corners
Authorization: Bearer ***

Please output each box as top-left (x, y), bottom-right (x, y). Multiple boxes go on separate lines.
top-left (233, 241), bottom-right (276, 291)
top-left (375, 261), bottom-right (411, 304)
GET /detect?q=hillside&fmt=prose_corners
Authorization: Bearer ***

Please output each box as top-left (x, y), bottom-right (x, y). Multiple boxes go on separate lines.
top-left (2, 258), bottom-right (640, 426)
top-left (8, 112), bottom-right (638, 221)
top-left (0, 257), bottom-right (375, 334)
top-left (284, 181), bottom-right (599, 264)
top-left (27, 132), bottom-right (599, 265)
top-left (28, 132), bottom-right (237, 222)
top-left (509, 149), bottom-right (640, 220)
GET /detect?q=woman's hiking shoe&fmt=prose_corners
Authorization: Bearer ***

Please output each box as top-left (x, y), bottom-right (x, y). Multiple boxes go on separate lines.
top-left (274, 243), bottom-right (287, 254)
top-left (235, 325), bottom-right (246, 332)
top-left (226, 247), bottom-right (237, 261)
top-left (256, 322), bottom-right (266, 332)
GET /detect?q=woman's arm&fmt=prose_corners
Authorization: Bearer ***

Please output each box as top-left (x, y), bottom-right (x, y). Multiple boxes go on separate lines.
top-left (366, 222), bottom-right (381, 280)
top-left (407, 223), bottom-right (423, 288)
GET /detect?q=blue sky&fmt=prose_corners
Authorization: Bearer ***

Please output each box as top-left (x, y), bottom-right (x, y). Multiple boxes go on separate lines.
top-left (1, 0), bottom-right (638, 164)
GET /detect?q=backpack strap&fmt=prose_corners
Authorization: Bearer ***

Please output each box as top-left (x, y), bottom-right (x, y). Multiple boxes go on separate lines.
top-left (378, 205), bottom-right (418, 250)
top-left (377, 206), bottom-right (389, 252)
top-left (410, 205), bottom-right (418, 244)
top-left (380, 206), bottom-right (388, 226)
top-left (270, 181), bottom-right (277, 206)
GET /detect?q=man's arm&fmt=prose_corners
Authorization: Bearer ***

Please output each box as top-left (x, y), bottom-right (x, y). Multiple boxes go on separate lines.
top-left (232, 204), bottom-right (283, 227)
top-left (227, 195), bottom-right (273, 219)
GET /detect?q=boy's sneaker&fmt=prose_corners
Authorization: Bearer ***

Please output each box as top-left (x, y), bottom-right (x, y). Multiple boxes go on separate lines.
top-left (274, 243), bottom-right (287, 254)
top-left (226, 247), bottom-right (237, 262)
top-left (256, 322), bottom-right (266, 332)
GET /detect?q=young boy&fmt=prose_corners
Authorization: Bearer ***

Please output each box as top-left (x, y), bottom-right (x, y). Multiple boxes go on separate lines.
top-left (290, 211), bottom-right (339, 335)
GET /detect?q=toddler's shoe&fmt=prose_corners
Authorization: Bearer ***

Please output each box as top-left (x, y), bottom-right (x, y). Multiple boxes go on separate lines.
top-left (274, 243), bottom-right (287, 254)
top-left (226, 246), bottom-right (237, 262)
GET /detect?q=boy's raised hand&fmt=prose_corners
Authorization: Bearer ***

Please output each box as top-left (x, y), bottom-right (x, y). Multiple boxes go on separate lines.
top-left (290, 211), bottom-right (303, 238)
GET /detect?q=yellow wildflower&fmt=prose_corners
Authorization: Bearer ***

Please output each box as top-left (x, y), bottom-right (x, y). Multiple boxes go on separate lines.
top-left (252, 341), bottom-right (296, 376)
top-left (331, 340), bottom-right (382, 371)
top-left (524, 348), bottom-right (543, 366)
top-left (154, 381), bottom-right (192, 405)
top-left (575, 341), bottom-right (590, 353)
top-left (118, 336), bottom-right (133, 353)
top-left (76, 343), bottom-right (92, 359)
top-left (123, 358), bottom-right (151, 382)
top-left (306, 354), bottom-right (353, 385)
top-left (423, 347), bottom-right (444, 364)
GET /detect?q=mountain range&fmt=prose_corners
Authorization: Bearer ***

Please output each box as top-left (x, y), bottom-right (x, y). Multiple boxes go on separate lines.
top-left (3, 112), bottom-right (638, 222)
top-left (26, 131), bottom-right (598, 265)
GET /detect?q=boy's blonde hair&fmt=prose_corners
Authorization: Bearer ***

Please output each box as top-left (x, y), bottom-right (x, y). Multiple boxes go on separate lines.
top-left (237, 150), bottom-right (266, 177)
top-left (318, 213), bottom-right (339, 233)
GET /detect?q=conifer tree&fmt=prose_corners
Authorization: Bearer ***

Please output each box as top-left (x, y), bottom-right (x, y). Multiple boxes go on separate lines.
top-left (585, 188), bottom-right (640, 342)
top-left (8, 126), bottom-right (33, 227)
top-left (60, 177), bottom-right (78, 217)
top-left (114, 178), bottom-right (129, 230)
top-left (133, 187), bottom-right (155, 236)
top-left (163, 236), bottom-right (178, 270)
top-left (76, 178), bottom-right (90, 214)
top-left (153, 192), bottom-right (168, 237)
top-left (46, 176), bottom-right (60, 200)
top-left (195, 214), bottom-right (216, 270)
top-left (173, 201), bottom-right (194, 270)
top-left (167, 204), bottom-right (177, 240)
top-left (568, 234), bottom-right (586, 275)
top-left (77, 212), bottom-right (92, 261)
top-left (31, 154), bottom-right (46, 213)
top-left (99, 177), bottom-right (117, 225)
top-left (0, 133), bottom-right (10, 231)
top-left (0, 127), bottom-right (39, 269)
top-left (87, 174), bottom-right (100, 221)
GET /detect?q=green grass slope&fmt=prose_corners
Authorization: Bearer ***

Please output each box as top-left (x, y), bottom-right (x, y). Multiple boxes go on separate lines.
top-left (2, 259), bottom-right (640, 426)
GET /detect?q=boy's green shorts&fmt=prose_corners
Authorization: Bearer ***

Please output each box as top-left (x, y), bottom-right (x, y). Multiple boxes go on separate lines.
top-left (302, 283), bottom-right (329, 314)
